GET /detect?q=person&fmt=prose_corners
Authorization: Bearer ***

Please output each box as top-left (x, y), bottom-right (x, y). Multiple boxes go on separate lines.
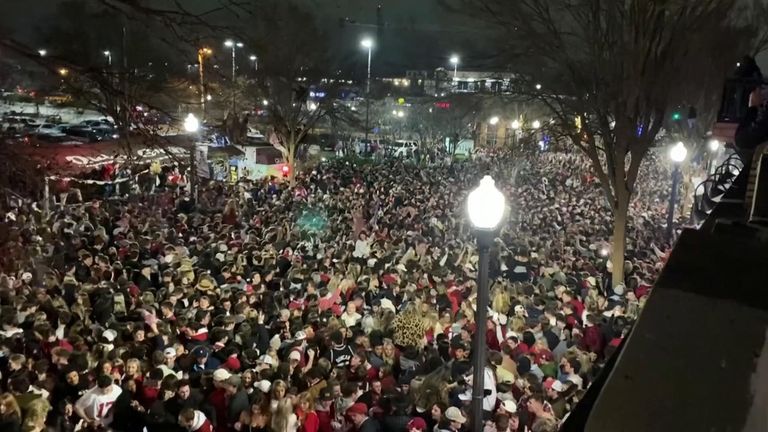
top-left (271, 398), bottom-right (298, 432)
top-left (407, 417), bottom-right (427, 432)
top-left (179, 407), bottom-right (214, 432)
top-left (295, 392), bottom-right (319, 432)
top-left (345, 402), bottom-right (380, 432)
top-left (444, 406), bottom-right (467, 432)
top-left (0, 393), bottom-right (22, 432)
top-left (74, 374), bottom-right (123, 430)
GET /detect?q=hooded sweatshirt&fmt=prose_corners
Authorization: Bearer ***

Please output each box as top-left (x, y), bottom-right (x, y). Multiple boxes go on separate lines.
top-left (187, 410), bottom-right (213, 432)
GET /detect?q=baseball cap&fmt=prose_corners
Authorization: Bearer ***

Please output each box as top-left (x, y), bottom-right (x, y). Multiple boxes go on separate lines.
top-left (255, 380), bottom-right (271, 393)
top-left (257, 354), bottom-right (275, 366)
top-left (163, 347), bottom-right (176, 357)
top-left (191, 346), bottom-right (209, 358)
top-left (319, 387), bottom-right (334, 401)
top-left (407, 417), bottom-right (427, 431)
top-left (212, 369), bottom-right (232, 382)
top-left (288, 350), bottom-right (302, 361)
top-left (445, 407), bottom-right (466, 423)
top-left (501, 400), bottom-right (517, 414)
top-left (293, 330), bottom-right (307, 341)
top-left (345, 402), bottom-right (368, 416)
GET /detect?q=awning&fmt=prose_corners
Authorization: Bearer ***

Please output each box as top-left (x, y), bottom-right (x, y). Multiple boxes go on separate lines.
top-left (23, 136), bottom-right (194, 176)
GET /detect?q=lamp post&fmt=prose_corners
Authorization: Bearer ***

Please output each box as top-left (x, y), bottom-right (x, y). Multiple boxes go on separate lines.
top-left (666, 141), bottom-right (687, 242)
top-left (225, 40), bottom-right (243, 112)
top-left (103, 50), bottom-right (112, 66)
top-left (450, 55), bottom-right (459, 79)
top-left (361, 38), bottom-right (374, 141)
top-left (249, 55), bottom-right (258, 72)
top-left (467, 175), bottom-right (506, 432)
top-left (707, 139), bottom-right (721, 175)
top-left (198, 47), bottom-right (212, 118)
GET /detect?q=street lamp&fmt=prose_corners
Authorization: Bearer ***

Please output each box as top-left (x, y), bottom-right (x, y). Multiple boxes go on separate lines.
top-left (103, 50), bottom-right (112, 66)
top-left (249, 55), bottom-right (258, 72)
top-left (466, 175), bottom-right (506, 432)
top-left (38, 49), bottom-right (47, 57)
top-left (535, 83), bottom-right (542, 90)
top-left (511, 120), bottom-right (520, 130)
top-left (224, 40), bottom-right (243, 81)
top-left (397, 110), bottom-right (404, 118)
top-left (198, 47), bottom-right (213, 118)
top-left (666, 141), bottom-right (687, 241)
top-left (532, 120), bottom-right (541, 129)
top-left (58, 68), bottom-right (69, 77)
top-left (708, 139), bottom-right (721, 152)
top-left (450, 55), bottom-right (459, 79)
top-left (489, 116), bottom-right (499, 126)
top-left (183, 113), bottom-right (200, 133)
top-left (360, 37), bottom-right (374, 141)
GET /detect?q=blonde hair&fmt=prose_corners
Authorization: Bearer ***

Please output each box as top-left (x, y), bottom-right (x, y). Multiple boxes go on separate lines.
top-left (270, 380), bottom-right (287, 400)
top-left (0, 393), bottom-right (20, 419)
top-left (270, 398), bottom-right (294, 432)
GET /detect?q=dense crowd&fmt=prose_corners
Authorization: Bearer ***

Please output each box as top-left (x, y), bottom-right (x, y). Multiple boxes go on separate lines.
top-left (0, 148), bottom-right (674, 432)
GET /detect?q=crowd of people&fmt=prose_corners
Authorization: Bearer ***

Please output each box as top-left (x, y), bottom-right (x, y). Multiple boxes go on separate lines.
top-left (0, 148), bottom-right (675, 432)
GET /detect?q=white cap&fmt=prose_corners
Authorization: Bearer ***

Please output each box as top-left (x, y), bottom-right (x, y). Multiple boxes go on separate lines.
top-left (255, 380), bottom-right (271, 393)
top-left (289, 350), bottom-right (302, 361)
top-left (102, 329), bottom-right (117, 342)
top-left (213, 369), bottom-right (232, 382)
top-left (163, 347), bottom-right (176, 357)
top-left (258, 355), bottom-right (275, 366)
top-left (501, 400), bottom-right (517, 414)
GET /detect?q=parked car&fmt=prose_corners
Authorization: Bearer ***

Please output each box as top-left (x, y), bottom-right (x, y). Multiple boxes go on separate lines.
top-left (80, 119), bottom-right (114, 129)
top-left (62, 126), bottom-right (103, 143)
top-left (387, 140), bottom-right (418, 157)
top-left (35, 123), bottom-right (65, 136)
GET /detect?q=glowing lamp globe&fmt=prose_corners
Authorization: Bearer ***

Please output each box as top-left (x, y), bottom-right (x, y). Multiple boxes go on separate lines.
top-left (670, 141), bottom-right (687, 163)
top-left (467, 176), bottom-right (506, 230)
top-left (183, 113), bottom-right (200, 133)
top-left (708, 139), bottom-right (721, 152)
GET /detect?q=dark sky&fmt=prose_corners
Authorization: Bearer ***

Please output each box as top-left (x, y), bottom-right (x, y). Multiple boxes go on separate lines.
top-left (0, 0), bottom-right (492, 75)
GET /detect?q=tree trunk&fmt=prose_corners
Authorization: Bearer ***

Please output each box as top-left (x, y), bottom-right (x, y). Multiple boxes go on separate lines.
top-left (287, 146), bottom-right (296, 185)
top-left (611, 189), bottom-right (630, 289)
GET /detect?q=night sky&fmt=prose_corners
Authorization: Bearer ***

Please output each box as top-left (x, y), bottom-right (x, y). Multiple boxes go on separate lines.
top-left (0, 0), bottom-right (492, 75)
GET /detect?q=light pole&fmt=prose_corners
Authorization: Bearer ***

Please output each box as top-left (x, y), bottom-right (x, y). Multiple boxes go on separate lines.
top-left (666, 141), bottom-right (688, 242)
top-left (198, 47), bottom-right (212, 118)
top-left (450, 55), bottom-right (459, 79)
top-left (103, 50), bottom-right (112, 66)
top-left (361, 38), bottom-right (374, 141)
top-left (707, 139), bottom-right (721, 175)
top-left (225, 40), bottom-right (243, 112)
top-left (249, 55), bottom-right (258, 72)
top-left (467, 175), bottom-right (506, 432)
top-left (184, 113), bottom-right (201, 200)
top-left (224, 40), bottom-right (243, 81)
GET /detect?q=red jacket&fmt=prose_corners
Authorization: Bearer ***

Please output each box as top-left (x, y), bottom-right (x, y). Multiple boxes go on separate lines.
top-left (316, 409), bottom-right (333, 432)
top-left (300, 410), bottom-right (320, 432)
top-left (581, 325), bottom-right (604, 355)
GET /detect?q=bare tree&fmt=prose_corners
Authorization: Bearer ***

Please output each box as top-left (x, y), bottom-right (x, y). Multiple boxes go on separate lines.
top-left (443, 0), bottom-right (761, 288)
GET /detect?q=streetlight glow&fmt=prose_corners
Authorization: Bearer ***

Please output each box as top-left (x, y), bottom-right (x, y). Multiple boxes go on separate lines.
top-left (262, 99), bottom-right (269, 106)
top-left (467, 175), bottom-right (506, 230)
top-left (708, 139), bottom-right (721, 152)
top-left (38, 49), bottom-right (47, 57)
top-left (535, 83), bottom-right (542, 90)
top-left (103, 50), bottom-right (111, 56)
top-left (397, 110), bottom-right (404, 118)
top-left (58, 68), bottom-right (69, 76)
top-left (450, 55), bottom-right (459, 65)
top-left (206, 94), bottom-right (212, 101)
top-left (360, 38), bottom-right (374, 49)
top-left (670, 141), bottom-right (688, 163)
top-left (224, 40), bottom-right (234, 47)
top-left (532, 120), bottom-right (541, 129)
top-left (183, 113), bottom-right (200, 133)
top-left (489, 116), bottom-right (499, 126)
top-left (249, 55), bottom-right (257, 61)
top-left (511, 120), bottom-right (521, 130)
